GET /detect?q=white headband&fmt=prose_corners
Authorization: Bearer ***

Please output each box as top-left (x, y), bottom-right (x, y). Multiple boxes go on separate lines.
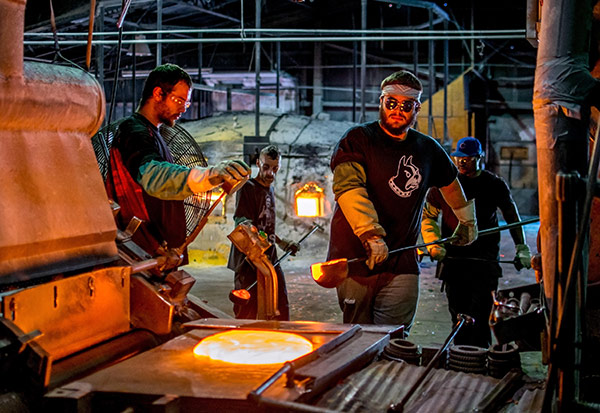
top-left (381, 84), bottom-right (422, 102)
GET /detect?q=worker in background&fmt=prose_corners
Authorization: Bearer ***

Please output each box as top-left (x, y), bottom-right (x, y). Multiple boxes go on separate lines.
top-left (327, 70), bottom-right (477, 332)
top-left (421, 136), bottom-right (532, 348)
top-left (106, 63), bottom-right (250, 272)
top-left (227, 145), bottom-right (300, 320)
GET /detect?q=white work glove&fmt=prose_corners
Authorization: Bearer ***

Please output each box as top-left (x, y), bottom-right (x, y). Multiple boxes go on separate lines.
top-left (451, 199), bottom-right (478, 246)
top-left (187, 160), bottom-right (250, 193)
top-left (363, 236), bottom-right (389, 270)
top-left (208, 160), bottom-right (251, 187)
top-left (515, 243), bottom-right (532, 269)
top-left (427, 244), bottom-right (447, 261)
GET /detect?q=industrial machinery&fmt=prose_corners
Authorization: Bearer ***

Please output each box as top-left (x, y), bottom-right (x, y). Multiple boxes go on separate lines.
top-left (1, 0), bottom-right (599, 412)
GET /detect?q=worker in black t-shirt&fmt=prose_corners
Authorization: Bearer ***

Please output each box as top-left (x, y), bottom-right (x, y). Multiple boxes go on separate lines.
top-left (227, 145), bottom-right (300, 320)
top-left (421, 136), bottom-right (532, 348)
top-left (328, 70), bottom-right (477, 332)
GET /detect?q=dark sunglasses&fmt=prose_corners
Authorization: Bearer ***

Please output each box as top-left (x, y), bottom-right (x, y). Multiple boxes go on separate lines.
top-left (382, 96), bottom-right (420, 113)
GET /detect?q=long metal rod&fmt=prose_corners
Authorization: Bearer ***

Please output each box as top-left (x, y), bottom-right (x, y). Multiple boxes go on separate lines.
top-left (347, 217), bottom-right (540, 265)
top-left (25, 28), bottom-right (526, 36)
top-left (388, 314), bottom-right (472, 412)
top-left (249, 325), bottom-right (362, 400)
top-left (24, 34), bottom-right (525, 46)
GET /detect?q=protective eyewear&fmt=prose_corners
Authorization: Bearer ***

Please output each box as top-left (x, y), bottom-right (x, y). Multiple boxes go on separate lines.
top-left (382, 96), bottom-right (420, 113)
top-left (169, 94), bottom-right (192, 109)
top-left (453, 156), bottom-right (480, 165)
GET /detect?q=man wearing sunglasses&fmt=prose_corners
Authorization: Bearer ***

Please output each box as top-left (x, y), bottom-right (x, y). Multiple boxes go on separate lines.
top-left (107, 63), bottom-right (250, 272)
top-left (327, 70), bottom-right (477, 331)
top-left (421, 137), bottom-right (532, 347)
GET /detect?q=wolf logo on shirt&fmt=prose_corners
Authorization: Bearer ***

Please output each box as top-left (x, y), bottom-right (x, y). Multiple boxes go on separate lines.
top-left (389, 155), bottom-right (422, 198)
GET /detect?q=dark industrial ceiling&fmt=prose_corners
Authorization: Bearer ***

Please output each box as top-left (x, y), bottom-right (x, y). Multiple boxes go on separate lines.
top-left (23, 0), bottom-right (534, 74)
top-left (22, 0), bottom-right (538, 122)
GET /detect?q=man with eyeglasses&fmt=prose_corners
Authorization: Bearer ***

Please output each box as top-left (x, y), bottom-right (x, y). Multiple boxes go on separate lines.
top-left (421, 137), bottom-right (532, 348)
top-left (107, 63), bottom-right (250, 272)
top-left (327, 70), bottom-right (477, 331)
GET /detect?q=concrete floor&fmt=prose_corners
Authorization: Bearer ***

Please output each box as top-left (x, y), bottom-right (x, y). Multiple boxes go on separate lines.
top-left (186, 219), bottom-right (546, 380)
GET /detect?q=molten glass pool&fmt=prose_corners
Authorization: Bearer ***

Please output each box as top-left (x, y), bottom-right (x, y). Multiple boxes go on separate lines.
top-left (193, 330), bottom-right (314, 365)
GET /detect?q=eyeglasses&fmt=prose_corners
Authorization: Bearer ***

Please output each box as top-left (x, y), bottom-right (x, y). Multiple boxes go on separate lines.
top-left (453, 156), bottom-right (479, 164)
top-left (382, 96), bottom-right (420, 113)
top-left (169, 94), bottom-right (191, 109)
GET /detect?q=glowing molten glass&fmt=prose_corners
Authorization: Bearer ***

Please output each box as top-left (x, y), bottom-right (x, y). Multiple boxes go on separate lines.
top-left (193, 330), bottom-right (313, 365)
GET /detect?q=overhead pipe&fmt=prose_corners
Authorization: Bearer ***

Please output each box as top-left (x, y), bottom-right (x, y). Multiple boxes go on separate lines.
top-left (25, 28), bottom-right (526, 36)
top-left (24, 33), bottom-right (526, 46)
top-left (0, 0), bottom-right (25, 80)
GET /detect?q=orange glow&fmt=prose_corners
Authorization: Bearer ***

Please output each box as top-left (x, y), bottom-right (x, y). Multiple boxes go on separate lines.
top-left (209, 188), bottom-right (226, 216)
top-left (231, 289), bottom-right (251, 300)
top-left (310, 262), bottom-right (326, 283)
top-left (310, 258), bottom-right (346, 283)
top-left (193, 330), bottom-right (313, 364)
top-left (294, 182), bottom-right (324, 218)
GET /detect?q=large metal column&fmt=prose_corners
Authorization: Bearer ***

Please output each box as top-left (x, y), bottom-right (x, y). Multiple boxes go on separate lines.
top-left (533, 0), bottom-right (600, 409)
top-left (254, 0), bottom-right (261, 139)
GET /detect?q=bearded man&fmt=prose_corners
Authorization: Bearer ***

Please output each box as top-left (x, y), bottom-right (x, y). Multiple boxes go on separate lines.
top-left (326, 70), bottom-right (477, 331)
top-left (108, 63), bottom-right (250, 272)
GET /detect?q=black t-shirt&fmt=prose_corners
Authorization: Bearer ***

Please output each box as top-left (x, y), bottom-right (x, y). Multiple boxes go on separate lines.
top-left (426, 169), bottom-right (514, 277)
top-left (328, 122), bottom-right (457, 276)
top-left (113, 113), bottom-right (187, 253)
top-left (227, 178), bottom-right (278, 273)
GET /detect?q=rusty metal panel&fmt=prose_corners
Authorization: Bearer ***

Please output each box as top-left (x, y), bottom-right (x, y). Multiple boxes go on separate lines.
top-left (2, 267), bottom-right (130, 360)
top-left (130, 275), bottom-right (173, 335)
top-left (316, 359), bottom-right (501, 412)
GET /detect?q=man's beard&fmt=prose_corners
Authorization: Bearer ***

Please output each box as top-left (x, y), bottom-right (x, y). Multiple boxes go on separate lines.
top-left (157, 101), bottom-right (177, 127)
top-left (379, 106), bottom-right (413, 136)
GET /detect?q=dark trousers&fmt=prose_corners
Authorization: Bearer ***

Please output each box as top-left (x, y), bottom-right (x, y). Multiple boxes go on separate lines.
top-left (444, 274), bottom-right (498, 348)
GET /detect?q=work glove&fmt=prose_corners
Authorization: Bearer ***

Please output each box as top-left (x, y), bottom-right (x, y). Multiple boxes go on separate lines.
top-left (363, 236), bottom-right (389, 270)
top-left (278, 238), bottom-right (301, 256)
top-left (427, 244), bottom-right (447, 261)
top-left (187, 160), bottom-right (250, 194)
top-left (515, 243), bottom-right (532, 269)
top-left (450, 199), bottom-right (478, 246)
top-left (208, 160), bottom-right (251, 189)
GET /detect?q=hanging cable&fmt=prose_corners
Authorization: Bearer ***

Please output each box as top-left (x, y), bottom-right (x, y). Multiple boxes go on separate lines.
top-left (49, 0), bottom-right (84, 70)
top-left (107, 0), bottom-right (128, 126)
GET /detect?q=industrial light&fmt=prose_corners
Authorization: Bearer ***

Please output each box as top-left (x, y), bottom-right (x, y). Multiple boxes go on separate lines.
top-left (193, 330), bottom-right (313, 365)
top-left (294, 182), bottom-right (325, 218)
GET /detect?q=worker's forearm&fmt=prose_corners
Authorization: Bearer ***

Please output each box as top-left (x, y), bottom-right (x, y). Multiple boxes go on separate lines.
top-left (138, 160), bottom-right (193, 200)
top-left (439, 178), bottom-right (468, 209)
top-left (502, 202), bottom-right (526, 245)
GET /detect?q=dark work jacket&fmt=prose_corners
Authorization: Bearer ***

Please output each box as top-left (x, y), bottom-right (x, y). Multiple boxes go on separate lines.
top-left (108, 113), bottom-right (187, 262)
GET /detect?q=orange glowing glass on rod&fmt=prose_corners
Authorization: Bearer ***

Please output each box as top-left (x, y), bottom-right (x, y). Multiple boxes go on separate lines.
top-left (193, 330), bottom-right (314, 365)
